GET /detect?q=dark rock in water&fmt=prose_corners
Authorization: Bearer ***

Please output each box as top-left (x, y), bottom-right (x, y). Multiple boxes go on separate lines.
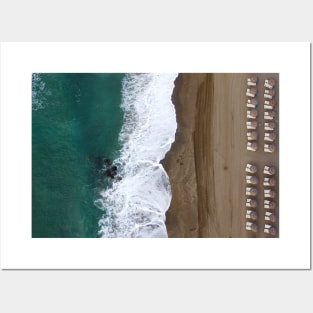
top-left (110, 165), bottom-right (117, 177)
top-left (105, 168), bottom-right (118, 179)
top-left (92, 157), bottom-right (118, 179)
top-left (103, 164), bottom-right (119, 179)
top-left (92, 157), bottom-right (112, 170)
top-left (105, 169), bottom-right (114, 179)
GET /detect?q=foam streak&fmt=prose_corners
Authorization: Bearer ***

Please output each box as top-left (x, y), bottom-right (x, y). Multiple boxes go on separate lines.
top-left (97, 73), bottom-right (178, 238)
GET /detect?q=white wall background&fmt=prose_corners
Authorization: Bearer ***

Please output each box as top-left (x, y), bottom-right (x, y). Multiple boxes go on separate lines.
top-left (0, 1), bottom-right (312, 313)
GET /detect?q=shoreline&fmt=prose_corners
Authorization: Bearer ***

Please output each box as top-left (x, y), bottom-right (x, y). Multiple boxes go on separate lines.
top-left (164, 73), bottom-right (279, 238)
top-left (163, 73), bottom-right (207, 237)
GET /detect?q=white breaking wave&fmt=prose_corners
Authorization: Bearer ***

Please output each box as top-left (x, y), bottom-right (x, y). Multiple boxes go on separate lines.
top-left (97, 73), bottom-right (178, 237)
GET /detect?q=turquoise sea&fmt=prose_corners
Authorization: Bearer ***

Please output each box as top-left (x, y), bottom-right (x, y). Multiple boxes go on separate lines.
top-left (32, 73), bottom-right (124, 237)
top-left (32, 73), bottom-right (177, 238)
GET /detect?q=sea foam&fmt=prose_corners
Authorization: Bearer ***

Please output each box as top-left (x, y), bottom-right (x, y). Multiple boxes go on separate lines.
top-left (97, 73), bottom-right (178, 237)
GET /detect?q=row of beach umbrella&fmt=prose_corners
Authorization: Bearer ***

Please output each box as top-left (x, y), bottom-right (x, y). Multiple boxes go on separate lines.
top-left (246, 77), bottom-right (278, 153)
top-left (262, 164), bottom-right (278, 235)
top-left (245, 163), bottom-right (278, 235)
top-left (246, 76), bottom-right (259, 151)
top-left (262, 80), bottom-right (278, 235)
top-left (263, 78), bottom-right (277, 153)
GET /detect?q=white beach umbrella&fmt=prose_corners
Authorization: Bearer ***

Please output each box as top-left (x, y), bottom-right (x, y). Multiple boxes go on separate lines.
top-left (264, 99), bottom-right (276, 110)
top-left (264, 122), bottom-right (276, 131)
top-left (264, 78), bottom-right (276, 89)
top-left (247, 141), bottom-right (258, 151)
top-left (246, 198), bottom-right (257, 208)
top-left (264, 165), bottom-right (276, 175)
top-left (247, 109), bottom-right (258, 119)
top-left (246, 120), bottom-right (257, 129)
top-left (246, 210), bottom-right (258, 220)
top-left (246, 163), bottom-right (257, 173)
top-left (247, 76), bottom-right (258, 86)
top-left (246, 221), bottom-right (258, 232)
top-left (264, 110), bottom-right (276, 120)
top-left (246, 187), bottom-right (258, 196)
top-left (265, 211), bottom-right (277, 222)
top-left (264, 200), bottom-right (276, 210)
top-left (264, 89), bottom-right (275, 99)
top-left (246, 87), bottom-right (257, 98)
top-left (246, 175), bottom-right (258, 185)
top-left (264, 224), bottom-right (277, 235)
top-left (264, 132), bottom-right (277, 142)
top-left (264, 143), bottom-right (276, 153)
top-left (247, 98), bottom-right (258, 108)
top-left (264, 177), bottom-right (276, 186)
top-left (264, 189), bottom-right (276, 198)
top-left (247, 131), bottom-right (258, 140)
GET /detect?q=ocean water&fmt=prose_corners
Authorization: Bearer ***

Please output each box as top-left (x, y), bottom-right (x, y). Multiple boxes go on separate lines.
top-left (32, 73), bottom-right (177, 238)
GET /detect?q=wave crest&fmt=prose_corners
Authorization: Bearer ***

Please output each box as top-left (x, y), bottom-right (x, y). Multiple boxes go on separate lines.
top-left (97, 73), bottom-right (178, 237)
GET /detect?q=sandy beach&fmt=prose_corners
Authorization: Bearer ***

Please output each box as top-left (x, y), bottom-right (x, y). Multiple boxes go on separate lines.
top-left (163, 73), bottom-right (279, 238)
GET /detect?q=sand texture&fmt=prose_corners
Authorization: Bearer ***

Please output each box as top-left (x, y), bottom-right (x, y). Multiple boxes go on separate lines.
top-left (164, 73), bottom-right (279, 238)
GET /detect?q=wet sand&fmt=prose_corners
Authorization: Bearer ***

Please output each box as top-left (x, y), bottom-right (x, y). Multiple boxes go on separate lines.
top-left (163, 73), bottom-right (279, 238)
